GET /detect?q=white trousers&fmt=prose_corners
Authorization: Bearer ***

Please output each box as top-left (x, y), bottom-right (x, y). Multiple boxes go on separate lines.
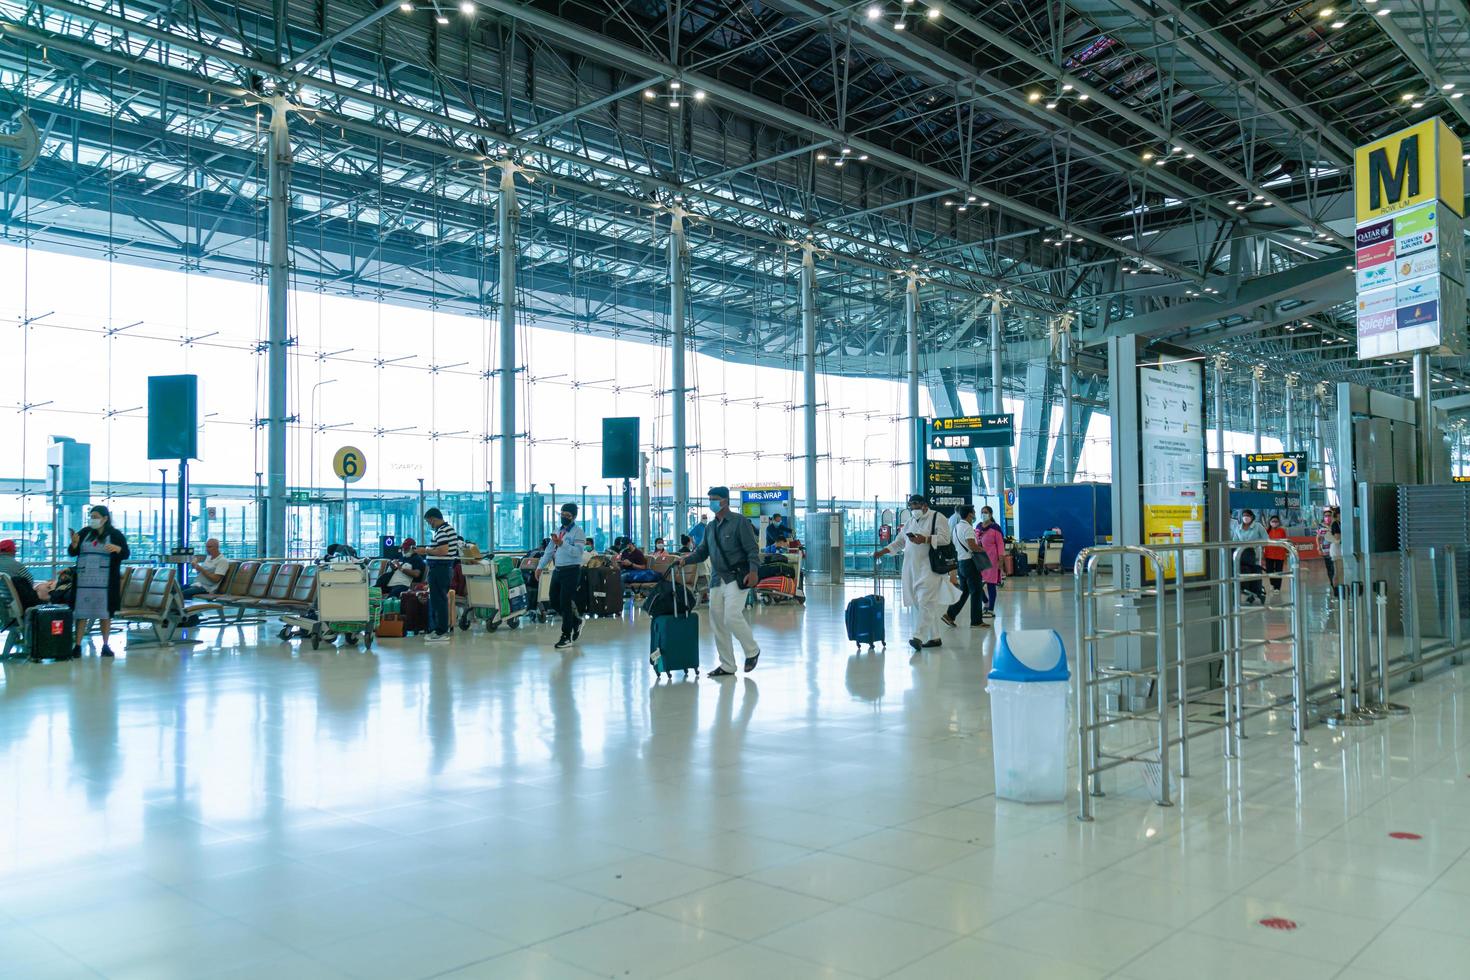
top-left (709, 579), bottom-right (760, 671)
top-left (913, 601), bottom-right (942, 643)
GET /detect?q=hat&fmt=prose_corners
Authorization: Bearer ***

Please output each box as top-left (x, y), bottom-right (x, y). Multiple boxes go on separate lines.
top-left (0, 539), bottom-right (14, 554)
top-left (708, 486), bottom-right (730, 500)
top-left (908, 493), bottom-right (927, 505)
top-left (401, 536), bottom-right (416, 549)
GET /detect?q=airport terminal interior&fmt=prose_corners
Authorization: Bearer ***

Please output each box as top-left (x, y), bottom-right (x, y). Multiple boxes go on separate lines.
top-left (2, 1), bottom-right (1470, 977)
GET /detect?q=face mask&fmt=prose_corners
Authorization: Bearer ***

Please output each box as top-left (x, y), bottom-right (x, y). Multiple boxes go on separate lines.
top-left (561, 515), bottom-right (573, 526)
top-left (88, 517), bottom-right (103, 530)
top-left (585, 544), bottom-right (594, 553)
top-left (655, 543), bottom-right (665, 550)
top-left (708, 500), bottom-right (722, 512)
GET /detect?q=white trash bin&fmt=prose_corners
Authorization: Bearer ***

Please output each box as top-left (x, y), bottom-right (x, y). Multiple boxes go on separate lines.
top-left (987, 629), bottom-right (1070, 803)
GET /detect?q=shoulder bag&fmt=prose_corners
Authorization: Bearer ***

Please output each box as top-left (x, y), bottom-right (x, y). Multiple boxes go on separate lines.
top-left (926, 512), bottom-right (959, 575)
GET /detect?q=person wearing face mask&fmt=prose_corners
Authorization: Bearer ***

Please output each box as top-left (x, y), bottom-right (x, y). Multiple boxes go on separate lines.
top-left (676, 487), bottom-right (761, 676)
top-left (1264, 514), bottom-right (1289, 599)
top-left (538, 503), bottom-right (586, 649)
top-left (1232, 508), bottom-right (1267, 605)
top-left (68, 504), bottom-right (130, 658)
top-left (874, 494), bottom-right (954, 651)
top-left (974, 505), bottom-right (1007, 620)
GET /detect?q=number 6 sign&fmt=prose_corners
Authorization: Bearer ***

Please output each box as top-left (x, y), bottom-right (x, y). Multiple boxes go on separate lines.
top-left (333, 446), bottom-right (367, 483)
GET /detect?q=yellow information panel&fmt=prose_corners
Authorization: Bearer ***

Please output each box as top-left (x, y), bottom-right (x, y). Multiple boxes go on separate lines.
top-left (1354, 118), bottom-right (1465, 222)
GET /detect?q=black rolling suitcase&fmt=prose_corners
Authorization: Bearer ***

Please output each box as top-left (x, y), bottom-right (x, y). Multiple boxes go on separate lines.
top-left (26, 604), bottom-right (75, 662)
top-left (582, 565), bottom-right (624, 617)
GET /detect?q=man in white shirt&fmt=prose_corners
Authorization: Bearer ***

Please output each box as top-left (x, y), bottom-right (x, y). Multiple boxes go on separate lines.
top-left (183, 538), bottom-right (230, 598)
top-left (874, 494), bottom-right (954, 650)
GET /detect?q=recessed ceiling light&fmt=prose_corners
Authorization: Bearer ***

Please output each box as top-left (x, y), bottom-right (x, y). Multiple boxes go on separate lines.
top-left (670, 81), bottom-right (681, 90)
top-left (459, 1), bottom-right (474, 12)
top-left (1413, 101), bottom-right (1424, 108)
top-left (1045, 101), bottom-right (1058, 109)
top-left (894, 20), bottom-right (906, 29)
top-left (1319, 7), bottom-right (1334, 17)
top-left (1142, 151), bottom-right (1154, 160)
top-left (1062, 83), bottom-right (1073, 91)
top-left (866, 4), bottom-right (881, 19)
top-left (1028, 91), bottom-right (1042, 102)
top-left (398, 2), bottom-right (412, 11)
top-left (926, 6), bottom-right (940, 18)
top-left (435, 14), bottom-right (449, 24)
top-left (1331, 20), bottom-right (1345, 27)
top-left (643, 90), bottom-right (656, 99)
top-left (693, 90), bottom-right (706, 101)
top-left (1078, 92), bottom-right (1090, 101)
top-left (1402, 93), bottom-right (1414, 101)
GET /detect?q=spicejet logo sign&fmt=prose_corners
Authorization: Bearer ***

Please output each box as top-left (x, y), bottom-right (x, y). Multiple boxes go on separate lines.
top-left (1354, 119), bottom-right (1464, 222)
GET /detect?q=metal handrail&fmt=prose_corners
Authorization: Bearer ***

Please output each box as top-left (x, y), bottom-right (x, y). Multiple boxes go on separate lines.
top-left (1073, 538), bottom-right (1309, 822)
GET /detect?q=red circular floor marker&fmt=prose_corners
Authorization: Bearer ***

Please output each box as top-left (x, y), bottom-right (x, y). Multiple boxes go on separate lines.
top-left (1388, 831), bottom-right (1422, 840)
top-left (1258, 917), bottom-right (1298, 931)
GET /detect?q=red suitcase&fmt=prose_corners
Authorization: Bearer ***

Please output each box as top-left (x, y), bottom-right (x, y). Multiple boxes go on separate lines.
top-left (399, 589), bottom-right (430, 634)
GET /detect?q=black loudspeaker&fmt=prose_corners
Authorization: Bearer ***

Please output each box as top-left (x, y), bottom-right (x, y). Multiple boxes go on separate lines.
top-left (147, 374), bottom-right (199, 460)
top-left (602, 417), bottom-right (640, 480)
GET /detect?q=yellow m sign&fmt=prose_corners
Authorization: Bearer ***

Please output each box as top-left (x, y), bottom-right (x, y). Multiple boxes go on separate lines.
top-left (1354, 119), bottom-right (1464, 222)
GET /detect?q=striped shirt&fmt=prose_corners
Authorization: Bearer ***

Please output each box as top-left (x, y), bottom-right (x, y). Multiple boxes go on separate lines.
top-left (428, 521), bottom-right (462, 562)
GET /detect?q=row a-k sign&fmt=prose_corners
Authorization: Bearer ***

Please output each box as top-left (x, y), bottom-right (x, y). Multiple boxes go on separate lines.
top-left (1355, 118), bottom-right (1465, 222)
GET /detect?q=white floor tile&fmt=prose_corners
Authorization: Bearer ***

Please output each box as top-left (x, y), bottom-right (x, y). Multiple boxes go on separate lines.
top-left (1350, 925), bottom-right (1470, 979)
top-left (976, 899), bottom-right (1173, 971)
top-left (757, 905), bottom-right (959, 977)
top-left (884, 935), bottom-right (1106, 979)
top-left (648, 876), bottom-right (835, 940)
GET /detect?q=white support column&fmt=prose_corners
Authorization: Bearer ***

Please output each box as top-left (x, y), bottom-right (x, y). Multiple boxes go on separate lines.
top-left (497, 162), bottom-right (519, 498)
top-left (669, 209), bottom-right (689, 529)
top-left (1213, 355), bottom-right (1227, 472)
top-left (906, 276), bottom-right (920, 494)
top-left (990, 296), bottom-right (1008, 503)
top-left (1059, 314), bottom-right (1075, 483)
top-left (801, 244), bottom-right (818, 518)
top-left (1284, 375), bottom-right (1296, 453)
top-left (265, 95), bottom-right (291, 557)
top-left (1251, 364), bottom-right (1263, 454)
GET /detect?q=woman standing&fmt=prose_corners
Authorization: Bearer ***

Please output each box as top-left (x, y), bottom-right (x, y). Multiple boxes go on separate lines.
top-left (874, 494), bottom-right (953, 651)
top-left (69, 505), bottom-right (129, 657)
top-left (975, 506), bottom-right (1007, 619)
top-left (1264, 515), bottom-right (1289, 598)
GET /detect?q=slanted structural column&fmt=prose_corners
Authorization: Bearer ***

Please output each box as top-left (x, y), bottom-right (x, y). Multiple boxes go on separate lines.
top-left (1213, 355), bottom-right (1227, 471)
top-left (905, 275), bottom-right (920, 494)
top-left (1251, 364), bottom-right (1263, 455)
top-left (266, 96), bottom-right (291, 557)
top-left (497, 161), bottom-right (519, 498)
top-left (669, 209), bottom-right (690, 528)
top-left (801, 244), bottom-right (818, 517)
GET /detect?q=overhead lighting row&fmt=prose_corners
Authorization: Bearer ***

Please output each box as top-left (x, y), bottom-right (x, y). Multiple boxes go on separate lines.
top-left (398, 1), bottom-right (477, 24)
top-left (642, 81), bottom-right (706, 108)
top-left (942, 194), bottom-right (990, 210)
top-left (1026, 84), bottom-right (1089, 111)
top-left (1228, 194), bottom-right (1271, 212)
top-left (865, 0), bottom-right (942, 30)
top-left (816, 146), bottom-right (869, 167)
top-left (1316, 6), bottom-right (1349, 28)
top-left (1400, 83), bottom-right (1462, 108)
top-left (1141, 145), bottom-right (1194, 166)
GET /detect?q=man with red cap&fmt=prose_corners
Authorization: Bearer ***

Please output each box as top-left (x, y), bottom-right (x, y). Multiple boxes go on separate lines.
top-left (0, 539), bottom-right (39, 609)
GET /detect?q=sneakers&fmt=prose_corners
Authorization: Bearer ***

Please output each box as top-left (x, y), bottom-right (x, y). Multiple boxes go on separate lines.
top-left (921, 639), bottom-right (941, 648)
top-left (425, 633), bottom-right (451, 643)
top-left (940, 614), bottom-right (957, 628)
top-left (100, 645), bottom-right (116, 658)
top-left (908, 637), bottom-right (923, 651)
top-left (554, 635), bottom-right (573, 649)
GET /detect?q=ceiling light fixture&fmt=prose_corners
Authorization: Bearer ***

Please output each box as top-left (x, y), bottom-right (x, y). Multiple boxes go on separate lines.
top-left (1319, 7), bottom-right (1334, 17)
top-left (1028, 91), bottom-right (1042, 103)
top-left (459, 1), bottom-right (475, 12)
top-left (927, 6), bottom-right (941, 18)
top-left (399, 2), bottom-right (413, 11)
top-left (1331, 20), bottom-right (1345, 28)
top-left (867, 4), bottom-right (882, 19)
top-left (436, 14), bottom-right (449, 24)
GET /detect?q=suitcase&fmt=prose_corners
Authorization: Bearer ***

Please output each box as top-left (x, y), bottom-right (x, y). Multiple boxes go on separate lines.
top-left (375, 614), bottom-right (405, 638)
top-left (582, 565), bottom-right (624, 617)
top-left (757, 560), bottom-right (795, 580)
top-left (399, 589), bottom-right (430, 634)
top-left (650, 615), bottom-right (700, 678)
top-left (757, 575), bottom-right (798, 596)
top-left (845, 594), bottom-right (885, 650)
top-left (26, 604), bottom-right (74, 661)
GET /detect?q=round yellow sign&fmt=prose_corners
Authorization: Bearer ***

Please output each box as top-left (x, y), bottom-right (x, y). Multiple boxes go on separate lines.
top-left (333, 446), bottom-right (366, 483)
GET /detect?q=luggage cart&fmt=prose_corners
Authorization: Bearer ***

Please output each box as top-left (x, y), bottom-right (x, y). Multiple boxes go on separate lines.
top-left (456, 561), bottom-right (524, 632)
top-left (281, 561), bottom-right (379, 650)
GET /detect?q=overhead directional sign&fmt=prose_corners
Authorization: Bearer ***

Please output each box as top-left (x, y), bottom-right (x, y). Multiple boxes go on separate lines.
top-left (1242, 452), bottom-right (1307, 481)
top-left (929, 414), bottom-right (1014, 450)
top-left (923, 458), bottom-right (973, 516)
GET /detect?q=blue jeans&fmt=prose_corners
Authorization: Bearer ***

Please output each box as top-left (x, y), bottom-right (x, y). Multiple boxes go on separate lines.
top-left (427, 561), bottom-right (453, 635)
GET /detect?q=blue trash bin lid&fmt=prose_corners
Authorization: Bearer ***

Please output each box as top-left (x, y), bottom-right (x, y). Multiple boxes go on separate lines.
top-left (989, 629), bottom-right (1070, 681)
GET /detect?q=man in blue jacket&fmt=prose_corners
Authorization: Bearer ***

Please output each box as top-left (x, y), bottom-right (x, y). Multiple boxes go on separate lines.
top-left (677, 487), bottom-right (761, 677)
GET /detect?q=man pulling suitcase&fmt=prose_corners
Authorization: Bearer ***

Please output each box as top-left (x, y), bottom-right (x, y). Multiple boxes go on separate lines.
top-left (674, 486), bottom-right (761, 677)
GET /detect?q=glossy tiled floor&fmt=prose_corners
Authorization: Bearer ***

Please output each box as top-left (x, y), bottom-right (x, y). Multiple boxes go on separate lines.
top-left (1, 573), bottom-right (1466, 979)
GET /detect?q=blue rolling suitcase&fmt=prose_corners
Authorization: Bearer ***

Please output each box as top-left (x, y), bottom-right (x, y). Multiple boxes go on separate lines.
top-left (845, 559), bottom-right (885, 651)
top-left (649, 572), bottom-right (700, 679)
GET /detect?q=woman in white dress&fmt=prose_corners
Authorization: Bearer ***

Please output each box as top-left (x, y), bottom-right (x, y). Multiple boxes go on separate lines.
top-left (874, 494), bottom-right (954, 650)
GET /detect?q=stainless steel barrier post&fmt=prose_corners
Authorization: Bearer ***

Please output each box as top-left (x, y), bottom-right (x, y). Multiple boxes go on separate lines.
top-left (1173, 558), bottom-right (1190, 778)
top-left (1449, 546), bottom-right (1464, 666)
top-left (1153, 552), bottom-right (1172, 810)
top-left (1375, 583), bottom-right (1410, 715)
top-left (1325, 578), bottom-right (1370, 728)
top-left (1289, 545), bottom-right (1308, 743)
top-left (1228, 545), bottom-right (1247, 754)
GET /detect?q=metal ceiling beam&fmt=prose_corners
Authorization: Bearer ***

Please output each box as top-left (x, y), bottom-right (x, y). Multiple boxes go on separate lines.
top-left (1083, 256), bottom-right (1354, 344)
top-left (283, 0), bottom-right (402, 79)
top-left (1368, 9), bottom-right (1470, 131)
top-left (472, 0), bottom-right (1201, 282)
